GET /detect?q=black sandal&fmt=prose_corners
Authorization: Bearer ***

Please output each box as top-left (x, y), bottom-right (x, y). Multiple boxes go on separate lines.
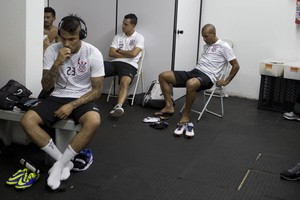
top-left (149, 121), bottom-right (169, 130)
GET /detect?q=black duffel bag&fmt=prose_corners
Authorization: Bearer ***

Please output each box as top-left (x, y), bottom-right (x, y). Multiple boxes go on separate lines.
top-left (0, 80), bottom-right (33, 110)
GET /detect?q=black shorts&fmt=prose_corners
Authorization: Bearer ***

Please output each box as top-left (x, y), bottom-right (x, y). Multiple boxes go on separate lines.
top-left (104, 61), bottom-right (137, 84)
top-left (30, 96), bottom-right (100, 127)
top-left (173, 69), bottom-right (213, 91)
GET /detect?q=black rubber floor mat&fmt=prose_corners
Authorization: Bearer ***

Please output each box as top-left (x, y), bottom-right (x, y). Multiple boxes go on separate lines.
top-left (252, 153), bottom-right (296, 174)
top-left (161, 178), bottom-right (234, 200)
top-left (95, 167), bottom-right (175, 200)
top-left (70, 160), bottom-right (124, 186)
top-left (236, 169), bottom-right (300, 200)
top-left (179, 145), bottom-right (258, 189)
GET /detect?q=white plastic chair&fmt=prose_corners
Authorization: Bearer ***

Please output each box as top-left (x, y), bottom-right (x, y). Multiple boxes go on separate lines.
top-left (106, 49), bottom-right (145, 105)
top-left (180, 39), bottom-right (233, 121)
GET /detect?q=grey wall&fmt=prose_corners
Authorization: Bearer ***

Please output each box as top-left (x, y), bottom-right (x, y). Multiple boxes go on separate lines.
top-left (0, 0), bottom-right (44, 97)
top-left (49, 0), bottom-right (176, 94)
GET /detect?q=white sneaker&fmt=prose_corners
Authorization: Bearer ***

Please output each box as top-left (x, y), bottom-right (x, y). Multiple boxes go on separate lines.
top-left (143, 117), bottom-right (160, 123)
top-left (174, 123), bottom-right (187, 136)
top-left (185, 122), bottom-right (194, 138)
top-left (283, 112), bottom-right (300, 121)
top-left (109, 105), bottom-right (124, 117)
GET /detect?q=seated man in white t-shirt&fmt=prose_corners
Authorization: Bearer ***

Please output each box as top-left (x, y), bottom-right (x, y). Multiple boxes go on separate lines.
top-left (104, 13), bottom-right (145, 117)
top-left (156, 24), bottom-right (240, 137)
top-left (21, 15), bottom-right (105, 190)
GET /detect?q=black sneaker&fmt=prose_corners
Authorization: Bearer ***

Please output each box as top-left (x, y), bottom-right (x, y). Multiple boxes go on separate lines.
top-left (72, 148), bottom-right (93, 172)
top-left (280, 164), bottom-right (300, 181)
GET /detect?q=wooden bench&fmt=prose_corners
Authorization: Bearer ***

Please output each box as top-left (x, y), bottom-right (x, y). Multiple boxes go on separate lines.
top-left (0, 109), bottom-right (81, 152)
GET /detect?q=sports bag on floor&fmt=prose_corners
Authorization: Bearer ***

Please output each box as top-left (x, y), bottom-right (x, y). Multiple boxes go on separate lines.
top-left (141, 80), bottom-right (176, 109)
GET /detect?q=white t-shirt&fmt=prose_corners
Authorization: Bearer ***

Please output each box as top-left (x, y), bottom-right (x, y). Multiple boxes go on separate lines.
top-left (110, 31), bottom-right (145, 69)
top-left (196, 39), bottom-right (236, 83)
top-left (43, 41), bottom-right (105, 98)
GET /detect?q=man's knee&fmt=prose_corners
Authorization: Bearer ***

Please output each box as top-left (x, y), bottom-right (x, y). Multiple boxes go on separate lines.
top-left (186, 78), bottom-right (200, 92)
top-left (120, 76), bottom-right (132, 87)
top-left (159, 71), bottom-right (172, 82)
top-left (20, 110), bottom-right (40, 129)
top-left (158, 71), bottom-right (167, 79)
top-left (81, 111), bottom-right (101, 128)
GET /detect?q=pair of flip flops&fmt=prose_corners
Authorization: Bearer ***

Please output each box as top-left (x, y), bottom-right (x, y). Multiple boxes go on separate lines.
top-left (150, 121), bottom-right (169, 130)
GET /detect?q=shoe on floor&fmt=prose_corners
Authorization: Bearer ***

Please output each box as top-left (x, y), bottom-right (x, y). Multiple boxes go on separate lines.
top-left (185, 122), bottom-right (194, 138)
top-left (6, 168), bottom-right (28, 186)
top-left (15, 170), bottom-right (40, 189)
top-left (283, 112), bottom-right (300, 121)
top-left (150, 121), bottom-right (169, 130)
top-left (280, 163), bottom-right (300, 181)
top-left (72, 148), bottom-right (93, 172)
top-left (174, 123), bottom-right (187, 136)
top-left (143, 117), bottom-right (160, 123)
top-left (110, 105), bottom-right (124, 117)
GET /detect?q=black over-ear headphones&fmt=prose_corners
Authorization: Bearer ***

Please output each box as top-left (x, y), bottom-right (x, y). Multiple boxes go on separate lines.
top-left (58, 15), bottom-right (87, 40)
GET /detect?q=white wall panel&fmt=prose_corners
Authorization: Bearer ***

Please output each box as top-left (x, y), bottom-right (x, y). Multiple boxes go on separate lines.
top-left (49, 0), bottom-right (116, 93)
top-left (201, 0), bottom-right (300, 99)
top-left (0, 0), bottom-right (43, 97)
top-left (118, 0), bottom-right (175, 92)
top-left (49, 0), bottom-right (116, 61)
top-left (0, 0), bottom-right (26, 89)
top-left (173, 0), bottom-right (201, 99)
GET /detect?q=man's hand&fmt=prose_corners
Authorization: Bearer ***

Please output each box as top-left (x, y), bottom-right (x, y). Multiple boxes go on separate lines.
top-left (43, 37), bottom-right (51, 51)
top-left (216, 79), bottom-right (228, 87)
top-left (56, 47), bottom-right (71, 65)
top-left (54, 103), bottom-right (74, 119)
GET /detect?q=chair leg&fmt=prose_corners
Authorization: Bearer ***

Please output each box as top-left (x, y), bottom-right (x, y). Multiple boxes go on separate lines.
top-left (197, 90), bottom-right (216, 121)
top-left (180, 102), bottom-right (185, 113)
top-left (204, 89), bottom-right (224, 118)
top-left (130, 70), bottom-right (144, 106)
top-left (107, 71), bottom-right (144, 106)
top-left (141, 71), bottom-right (144, 93)
top-left (180, 87), bottom-right (225, 122)
top-left (130, 75), bottom-right (140, 106)
top-left (107, 79), bottom-right (114, 102)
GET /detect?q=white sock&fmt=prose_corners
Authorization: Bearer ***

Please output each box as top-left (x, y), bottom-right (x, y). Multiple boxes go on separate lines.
top-left (41, 139), bottom-right (62, 160)
top-left (42, 139), bottom-right (75, 181)
top-left (47, 145), bottom-right (77, 190)
top-left (60, 161), bottom-right (74, 181)
top-left (48, 160), bottom-right (74, 181)
top-left (47, 162), bottom-right (64, 190)
top-left (117, 103), bottom-right (122, 107)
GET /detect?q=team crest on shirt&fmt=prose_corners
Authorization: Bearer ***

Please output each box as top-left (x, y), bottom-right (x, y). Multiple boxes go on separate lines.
top-left (129, 39), bottom-right (136, 46)
top-left (77, 60), bottom-right (88, 75)
top-left (211, 45), bottom-right (218, 52)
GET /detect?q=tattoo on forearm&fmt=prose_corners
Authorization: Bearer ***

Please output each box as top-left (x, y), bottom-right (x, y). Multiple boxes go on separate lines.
top-left (71, 89), bottom-right (101, 109)
top-left (42, 63), bottom-right (60, 90)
